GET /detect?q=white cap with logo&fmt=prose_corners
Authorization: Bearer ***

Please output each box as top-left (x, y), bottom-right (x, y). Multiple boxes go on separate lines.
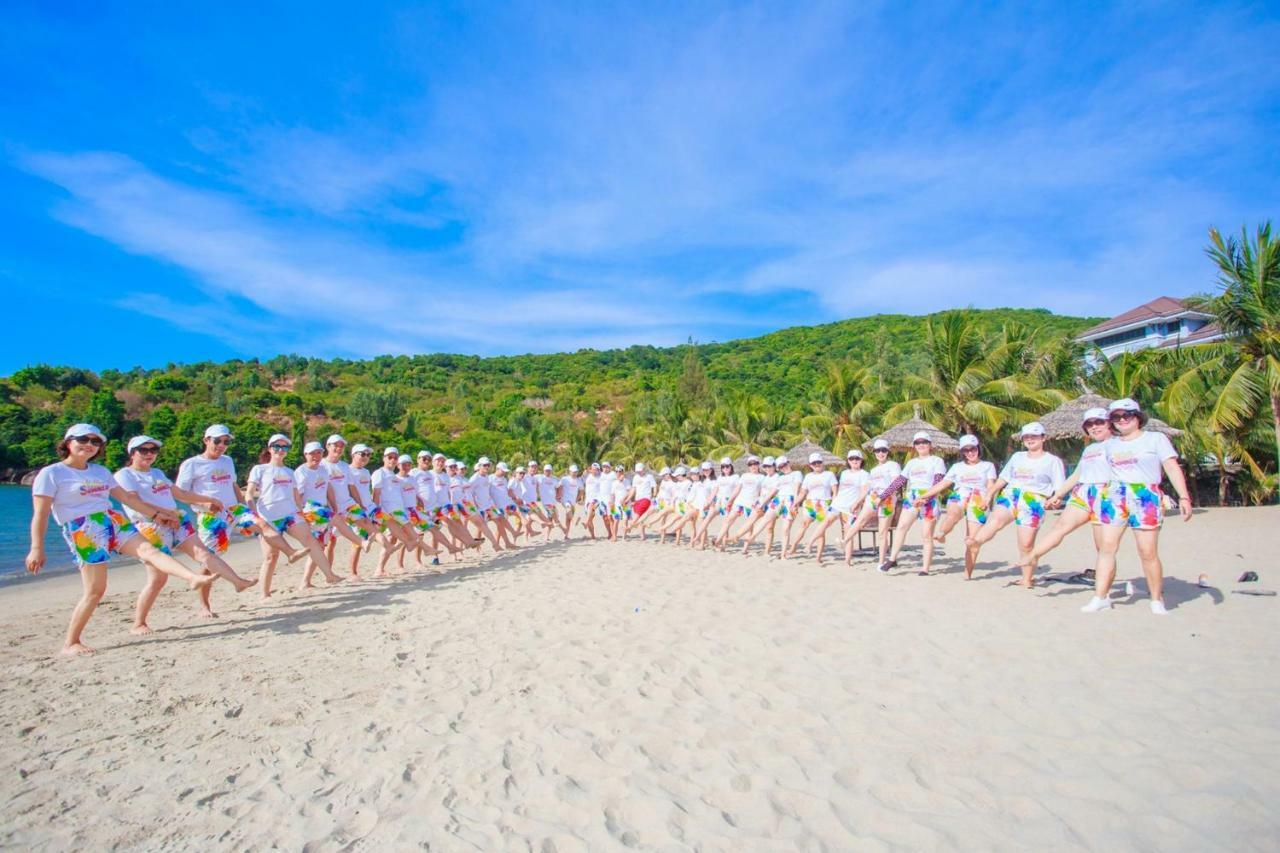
top-left (1082, 407), bottom-right (1109, 423)
top-left (808, 451), bottom-right (823, 463)
top-left (1108, 398), bottom-right (1142, 413)
top-left (325, 434), bottom-right (345, 446)
top-left (872, 438), bottom-right (890, 450)
top-left (303, 441), bottom-right (324, 454)
top-left (268, 433), bottom-right (291, 446)
top-left (1020, 422), bottom-right (1046, 437)
top-left (127, 434), bottom-right (162, 453)
top-left (912, 431), bottom-right (932, 443)
top-left (958, 434), bottom-right (979, 449)
top-left (204, 424), bottom-right (232, 439)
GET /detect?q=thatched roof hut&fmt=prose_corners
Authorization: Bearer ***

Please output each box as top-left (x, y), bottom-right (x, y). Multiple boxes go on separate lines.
top-left (866, 409), bottom-right (961, 453)
top-left (781, 441), bottom-right (843, 469)
top-left (1039, 394), bottom-right (1182, 440)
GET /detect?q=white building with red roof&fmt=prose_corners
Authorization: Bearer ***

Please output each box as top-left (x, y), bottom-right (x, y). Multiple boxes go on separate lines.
top-left (1076, 296), bottom-right (1224, 360)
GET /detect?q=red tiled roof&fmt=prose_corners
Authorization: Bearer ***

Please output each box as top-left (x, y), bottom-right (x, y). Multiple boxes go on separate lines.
top-left (1077, 296), bottom-right (1206, 338)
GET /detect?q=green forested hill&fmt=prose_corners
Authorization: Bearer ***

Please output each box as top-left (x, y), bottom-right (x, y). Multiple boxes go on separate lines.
top-left (1, 308), bottom-right (1099, 477)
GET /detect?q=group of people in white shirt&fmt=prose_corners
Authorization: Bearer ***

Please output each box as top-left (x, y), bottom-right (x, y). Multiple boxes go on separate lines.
top-left (25, 396), bottom-right (1192, 655)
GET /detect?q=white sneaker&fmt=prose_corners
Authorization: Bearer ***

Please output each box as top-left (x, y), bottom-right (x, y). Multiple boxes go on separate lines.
top-left (1150, 600), bottom-right (1168, 615)
top-left (1081, 596), bottom-right (1112, 613)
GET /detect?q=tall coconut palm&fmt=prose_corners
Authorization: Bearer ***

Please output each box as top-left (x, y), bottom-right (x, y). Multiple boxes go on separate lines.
top-left (798, 362), bottom-right (880, 454)
top-left (708, 392), bottom-right (787, 458)
top-left (567, 421), bottom-right (616, 467)
top-left (885, 311), bottom-right (1054, 441)
top-left (1178, 222), bottom-right (1280, 470)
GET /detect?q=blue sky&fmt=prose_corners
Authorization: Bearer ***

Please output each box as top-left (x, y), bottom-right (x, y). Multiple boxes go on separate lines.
top-left (3, 1), bottom-right (1278, 374)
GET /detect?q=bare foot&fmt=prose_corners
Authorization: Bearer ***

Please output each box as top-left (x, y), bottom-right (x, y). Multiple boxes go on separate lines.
top-left (189, 574), bottom-right (216, 591)
top-left (233, 577), bottom-right (258, 593)
top-left (286, 549), bottom-right (309, 565)
top-left (60, 642), bottom-right (96, 656)
top-left (324, 574), bottom-right (344, 585)
top-left (261, 590), bottom-right (274, 599)
top-left (934, 534), bottom-right (947, 543)
top-left (130, 624), bottom-right (154, 636)
top-left (197, 609), bottom-right (219, 619)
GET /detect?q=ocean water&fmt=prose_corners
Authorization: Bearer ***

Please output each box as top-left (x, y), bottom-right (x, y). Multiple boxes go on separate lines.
top-left (0, 485), bottom-right (141, 583)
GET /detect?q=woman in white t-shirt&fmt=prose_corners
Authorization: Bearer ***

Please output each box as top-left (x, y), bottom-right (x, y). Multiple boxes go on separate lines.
top-left (247, 435), bottom-right (344, 597)
top-left (26, 424), bottom-right (217, 656)
top-left (694, 458), bottom-right (737, 550)
top-left (968, 422), bottom-right (1066, 578)
top-left (580, 463), bottom-right (604, 540)
top-left (841, 440), bottom-right (901, 568)
top-left (877, 432), bottom-right (949, 575)
top-left (370, 448), bottom-right (424, 576)
top-left (915, 434), bottom-right (996, 579)
top-left (716, 456), bottom-right (766, 551)
top-left (1015, 410), bottom-right (1123, 586)
top-left (806, 450), bottom-right (870, 565)
top-left (1080, 399), bottom-right (1193, 616)
top-left (558, 465), bottom-right (583, 538)
top-left (782, 453), bottom-right (838, 559)
top-left (740, 457), bottom-right (799, 558)
top-left (321, 437), bottom-right (385, 578)
top-left (115, 435), bottom-right (257, 631)
top-left (655, 467), bottom-right (689, 544)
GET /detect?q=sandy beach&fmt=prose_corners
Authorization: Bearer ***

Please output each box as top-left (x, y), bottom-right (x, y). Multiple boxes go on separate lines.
top-left (1, 506), bottom-right (1277, 850)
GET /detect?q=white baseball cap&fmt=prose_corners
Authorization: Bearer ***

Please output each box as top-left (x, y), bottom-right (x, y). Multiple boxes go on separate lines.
top-left (325, 434), bottom-right (345, 446)
top-left (527, 460), bottom-right (538, 468)
top-left (478, 456), bottom-right (491, 466)
top-left (496, 461), bottom-right (510, 472)
top-left (433, 452), bottom-right (446, 460)
top-left (126, 434), bottom-right (162, 453)
top-left (383, 446), bottom-right (400, 457)
top-left (872, 438), bottom-right (890, 450)
top-left (775, 457), bottom-right (790, 467)
top-left (659, 466), bottom-right (671, 475)
top-left (602, 461), bottom-right (613, 468)
top-left (397, 454), bottom-right (412, 464)
top-left (456, 460), bottom-right (468, 469)
top-left (204, 424), bottom-right (232, 439)
top-left (268, 433), bottom-right (291, 446)
top-left (808, 451), bottom-right (823, 463)
top-left (569, 464), bottom-right (580, 472)
top-left (912, 431), bottom-right (932, 443)
top-left (762, 456), bottom-right (775, 465)
top-left (351, 443), bottom-right (372, 455)
top-left (303, 441), bottom-right (324, 454)
top-left (719, 456), bottom-right (733, 466)
top-left (1082, 407), bottom-right (1109, 424)
top-left (590, 462), bottom-right (601, 469)
top-left (701, 461), bottom-right (714, 470)
top-left (675, 466), bottom-right (688, 475)
top-left (846, 448), bottom-right (864, 458)
top-left (417, 450), bottom-right (431, 458)
top-left (544, 463), bottom-right (553, 470)
top-left (1021, 422), bottom-right (1046, 437)
top-left (1108, 398), bottom-right (1142, 413)
top-left (747, 455), bottom-right (760, 464)
top-left (446, 458), bottom-right (457, 466)
top-left (634, 462), bottom-right (645, 472)
top-left (958, 434), bottom-right (979, 449)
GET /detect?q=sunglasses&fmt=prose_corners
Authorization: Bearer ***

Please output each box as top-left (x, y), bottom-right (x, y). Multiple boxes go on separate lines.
top-left (874, 449), bottom-right (889, 453)
top-left (1110, 411), bottom-right (1138, 422)
top-left (913, 440), bottom-right (930, 446)
top-left (211, 437), bottom-right (232, 446)
top-left (71, 435), bottom-right (105, 447)
top-left (135, 446), bottom-right (160, 454)
top-left (1083, 419), bottom-right (1108, 429)
top-left (962, 446), bottom-right (979, 452)
top-left (270, 444), bottom-right (290, 451)
top-left (354, 450), bottom-right (370, 456)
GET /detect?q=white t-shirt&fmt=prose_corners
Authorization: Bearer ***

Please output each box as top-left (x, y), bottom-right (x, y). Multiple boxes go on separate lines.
top-left (448, 474), bottom-right (467, 505)
top-left (583, 473), bottom-right (601, 502)
top-left (400, 475), bottom-right (418, 511)
top-left (774, 470), bottom-right (802, 499)
top-left (322, 459), bottom-right (356, 510)
top-left (1106, 432), bottom-right (1177, 486)
top-left (868, 460), bottom-right (902, 495)
top-left (610, 475), bottom-right (628, 506)
top-left (294, 464), bottom-right (329, 505)
top-left (350, 465), bottom-right (374, 507)
top-left (490, 475), bottom-right (512, 507)
top-left (538, 475), bottom-right (560, 504)
top-left (801, 470), bottom-right (838, 501)
top-left (831, 468), bottom-right (870, 512)
top-left (559, 476), bottom-right (582, 502)
top-left (412, 469), bottom-right (437, 509)
top-left (114, 466), bottom-right (178, 526)
top-left (669, 479), bottom-right (690, 501)
top-left (176, 454), bottom-right (239, 506)
top-left (249, 463), bottom-right (299, 521)
top-left (33, 462), bottom-right (117, 526)
top-left (431, 469), bottom-right (451, 505)
top-left (735, 472), bottom-right (765, 507)
top-left (999, 452), bottom-right (1066, 496)
top-left (1073, 442), bottom-right (1112, 485)
top-left (943, 460), bottom-right (997, 497)
top-left (597, 475), bottom-right (616, 503)
top-left (688, 480), bottom-right (711, 509)
top-left (470, 472), bottom-right (494, 510)
top-left (632, 473), bottom-right (657, 501)
top-left (903, 455), bottom-right (948, 491)
top-left (714, 473), bottom-right (739, 502)
top-left (372, 467), bottom-right (404, 511)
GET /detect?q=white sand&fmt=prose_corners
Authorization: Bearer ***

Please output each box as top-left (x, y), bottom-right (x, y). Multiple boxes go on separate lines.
top-left (1, 506), bottom-right (1277, 850)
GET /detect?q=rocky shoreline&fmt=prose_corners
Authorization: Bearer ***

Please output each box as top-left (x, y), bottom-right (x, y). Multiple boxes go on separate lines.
top-left (0, 469), bottom-right (35, 486)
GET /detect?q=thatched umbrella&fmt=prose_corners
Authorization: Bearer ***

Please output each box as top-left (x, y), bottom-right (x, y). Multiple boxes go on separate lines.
top-left (866, 407), bottom-right (961, 453)
top-left (782, 440), bottom-right (842, 469)
top-left (1039, 394), bottom-right (1182, 440)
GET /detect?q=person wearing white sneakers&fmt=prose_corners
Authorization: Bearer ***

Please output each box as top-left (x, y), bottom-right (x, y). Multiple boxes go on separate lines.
top-left (968, 422), bottom-right (1065, 585)
top-left (1080, 399), bottom-right (1193, 615)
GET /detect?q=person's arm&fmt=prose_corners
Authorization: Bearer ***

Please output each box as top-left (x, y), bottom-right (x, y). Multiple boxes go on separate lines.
top-left (234, 483), bottom-right (247, 504)
top-left (326, 482), bottom-right (340, 510)
top-left (348, 482), bottom-right (364, 508)
top-left (1163, 457), bottom-right (1193, 521)
top-left (1046, 469), bottom-right (1081, 509)
top-left (171, 485), bottom-right (222, 512)
top-left (983, 478), bottom-right (1007, 507)
top-left (26, 495), bottom-right (53, 573)
top-left (110, 485), bottom-right (178, 525)
top-left (878, 474), bottom-right (907, 501)
top-left (920, 477), bottom-right (954, 502)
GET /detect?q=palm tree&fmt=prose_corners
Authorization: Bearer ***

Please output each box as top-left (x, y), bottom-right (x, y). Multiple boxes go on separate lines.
top-left (708, 392), bottom-right (787, 458)
top-left (798, 362), bottom-right (880, 454)
top-left (1181, 222), bottom-right (1280, 470)
top-left (884, 311), bottom-right (1053, 441)
top-left (567, 421), bottom-right (616, 467)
